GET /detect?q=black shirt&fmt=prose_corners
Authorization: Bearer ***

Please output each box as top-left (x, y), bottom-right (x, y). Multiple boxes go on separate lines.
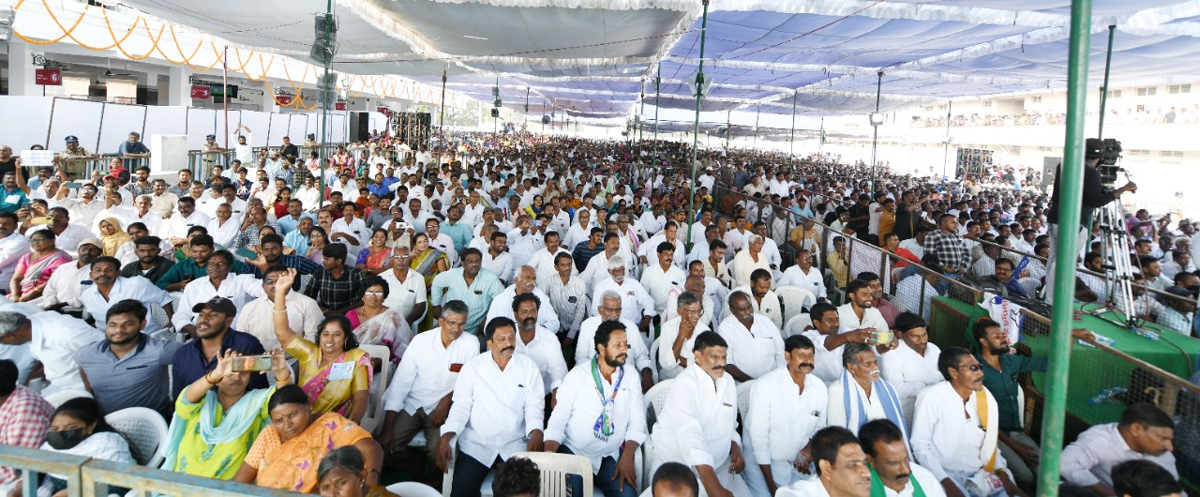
top-left (1046, 163), bottom-right (1116, 228)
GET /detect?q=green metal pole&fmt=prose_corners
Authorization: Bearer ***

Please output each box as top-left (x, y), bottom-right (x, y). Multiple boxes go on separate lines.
top-left (1097, 25), bottom-right (1116, 140)
top-left (789, 90), bottom-right (797, 166)
top-left (318, 0), bottom-right (333, 210)
top-left (1037, 0), bottom-right (1091, 495)
top-left (685, 0), bottom-right (710, 253)
top-left (870, 70), bottom-right (882, 193)
top-left (654, 63), bottom-right (660, 158)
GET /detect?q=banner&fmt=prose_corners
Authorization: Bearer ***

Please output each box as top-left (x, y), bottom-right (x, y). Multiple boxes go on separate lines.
top-left (34, 69), bottom-right (62, 86)
top-left (190, 85), bottom-right (211, 99)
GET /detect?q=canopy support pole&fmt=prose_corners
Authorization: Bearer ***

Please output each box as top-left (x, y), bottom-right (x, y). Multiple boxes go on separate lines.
top-left (789, 90), bottom-right (797, 166)
top-left (943, 101), bottom-right (952, 180)
top-left (1038, 1), bottom-right (1092, 496)
top-left (726, 110), bottom-right (731, 150)
top-left (870, 70), bottom-right (882, 193)
top-left (1097, 24), bottom-right (1116, 140)
top-left (317, 0), bottom-right (333, 210)
top-left (439, 63), bottom-right (447, 141)
top-left (639, 84), bottom-right (646, 143)
top-left (753, 103), bottom-right (760, 150)
top-left (685, 0), bottom-right (710, 254)
top-left (222, 46), bottom-right (229, 150)
top-left (654, 63), bottom-right (660, 158)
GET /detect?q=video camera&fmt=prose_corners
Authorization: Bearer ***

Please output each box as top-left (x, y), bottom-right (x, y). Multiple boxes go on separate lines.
top-left (1094, 138), bottom-right (1122, 185)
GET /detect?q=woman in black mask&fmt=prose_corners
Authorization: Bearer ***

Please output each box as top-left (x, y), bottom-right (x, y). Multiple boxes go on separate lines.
top-left (13, 398), bottom-right (136, 497)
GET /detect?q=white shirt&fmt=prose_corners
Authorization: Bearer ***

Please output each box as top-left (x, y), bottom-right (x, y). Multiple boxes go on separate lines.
top-left (206, 218), bottom-right (240, 248)
top-left (331, 216), bottom-right (371, 254)
top-left (505, 228), bottom-right (541, 270)
top-left (526, 247), bottom-right (571, 287)
top-left (837, 303), bottom-right (889, 334)
top-left (164, 210), bottom-right (211, 241)
top-left (40, 224), bottom-right (93, 252)
top-left (545, 360), bottom-right (648, 472)
top-left (639, 263), bottom-right (686, 315)
top-left (576, 316), bottom-right (652, 373)
top-left (515, 326), bottom-right (568, 393)
top-left (656, 317), bottom-right (712, 380)
top-left (234, 292), bottom-right (324, 349)
top-left (648, 363), bottom-right (739, 469)
top-left (441, 352), bottom-right (545, 465)
top-left (729, 249), bottom-right (772, 289)
top-left (1060, 422), bottom-right (1179, 488)
top-left (803, 330), bottom-right (846, 385)
top-left (39, 261), bottom-right (92, 310)
top-left (28, 312), bottom-right (104, 394)
top-left (383, 328), bottom-right (480, 415)
top-left (294, 187), bottom-right (321, 211)
top-left (58, 197), bottom-right (104, 229)
top-left (733, 286), bottom-right (784, 330)
top-left (896, 275), bottom-right (939, 321)
top-left (482, 249), bottom-right (514, 284)
top-left (75, 277), bottom-right (173, 329)
top-left (172, 274), bottom-right (265, 330)
top-left (485, 286), bottom-right (561, 336)
top-left (777, 477), bottom-right (832, 497)
top-left (827, 374), bottom-right (890, 430)
top-left (580, 250), bottom-right (624, 289)
top-left (664, 291), bottom-right (718, 331)
top-left (880, 341), bottom-right (944, 423)
top-left (429, 233), bottom-right (460, 267)
top-left (591, 277), bottom-right (657, 323)
top-left (716, 315), bottom-right (784, 381)
top-left (378, 268), bottom-right (428, 322)
top-left (744, 368), bottom-right (827, 465)
top-left (911, 381), bottom-right (1008, 482)
top-left (778, 266), bottom-right (827, 299)
top-left (0, 232), bottom-right (31, 286)
top-left (132, 211), bottom-right (163, 234)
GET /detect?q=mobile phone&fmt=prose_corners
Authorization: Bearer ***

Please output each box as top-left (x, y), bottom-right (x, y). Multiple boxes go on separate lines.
top-left (64, 182), bottom-right (83, 190)
top-left (231, 354), bottom-right (274, 372)
top-left (235, 247), bottom-right (257, 260)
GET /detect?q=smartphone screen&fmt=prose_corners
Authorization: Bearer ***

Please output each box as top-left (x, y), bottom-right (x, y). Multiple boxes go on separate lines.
top-left (235, 247), bottom-right (257, 260)
top-left (231, 354), bottom-right (273, 372)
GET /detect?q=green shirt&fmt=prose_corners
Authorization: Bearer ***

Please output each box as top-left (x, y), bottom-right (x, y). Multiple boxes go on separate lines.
top-left (976, 352), bottom-right (1047, 432)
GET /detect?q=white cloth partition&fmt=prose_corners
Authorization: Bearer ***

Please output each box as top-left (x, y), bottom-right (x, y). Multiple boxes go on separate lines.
top-left (266, 113), bottom-right (291, 146)
top-left (48, 99), bottom-right (104, 153)
top-left (144, 106), bottom-right (189, 147)
top-left (98, 104), bottom-right (147, 154)
top-left (288, 114), bottom-right (310, 143)
top-left (185, 109), bottom-right (218, 150)
top-left (237, 111), bottom-right (272, 147)
top-left (0, 97), bottom-right (53, 150)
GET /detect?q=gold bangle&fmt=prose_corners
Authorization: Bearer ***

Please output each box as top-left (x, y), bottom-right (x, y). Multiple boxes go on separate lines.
top-left (273, 308), bottom-right (287, 314)
top-left (205, 372), bottom-right (220, 385)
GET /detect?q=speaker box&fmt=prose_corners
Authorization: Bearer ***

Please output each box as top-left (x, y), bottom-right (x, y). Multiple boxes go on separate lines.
top-left (397, 112), bottom-right (432, 149)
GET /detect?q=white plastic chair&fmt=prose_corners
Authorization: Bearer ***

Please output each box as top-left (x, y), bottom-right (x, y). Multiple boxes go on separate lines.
top-left (42, 388), bottom-right (93, 408)
top-left (644, 379), bottom-right (674, 419)
top-left (647, 337), bottom-right (662, 383)
top-left (511, 451), bottom-right (595, 497)
top-left (387, 481), bottom-right (442, 497)
top-left (105, 407), bottom-right (169, 468)
top-left (144, 302), bottom-right (170, 334)
top-left (783, 313), bottom-right (812, 339)
top-left (440, 436), bottom-right (496, 497)
top-left (357, 343), bottom-right (392, 434)
top-left (776, 285), bottom-right (816, 323)
top-left (736, 380), bottom-right (754, 421)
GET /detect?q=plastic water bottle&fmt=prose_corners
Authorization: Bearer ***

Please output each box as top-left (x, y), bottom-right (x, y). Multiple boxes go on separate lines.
top-left (1092, 335), bottom-right (1117, 347)
top-left (1131, 326), bottom-right (1160, 341)
top-left (1088, 386), bottom-right (1128, 405)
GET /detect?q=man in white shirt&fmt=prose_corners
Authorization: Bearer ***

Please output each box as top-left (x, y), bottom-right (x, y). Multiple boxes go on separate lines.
top-left (75, 256), bottom-right (174, 330)
top-left (827, 342), bottom-right (908, 443)
top-left (743, 334), bottom-right (829, 496)
top-left (486, 266), bottom-right (560, 336)
top-left (911, 347), bottom-right (1025, 497)
top-left (207, 204), bottom-right (240, 248)
top-left (527, 231), bottom-right (571, 287)
top-left (806, 303), bottom-right (879, 385)
top-left (378, 246), bottom-right (428, 326)
top-left (776, 426), bottom-right (872, 497)
top-left (839, 279), bottom-right (890, 334)
top-left (0, 310), bottom-right (104, 395)
top-left (545, 320), bottom-right (646, 497)
top-left (425, 218), bottom-right (461, 267)
top-left (41, 237), bottom-right (102, 312)
top-left (577, 290), bottom-right (654, 393)
top-left (638, 222), bottom-right (686, 269)
top-left (1060, 403), bottom-right (1178, 497)
top-left (880, 313), bottom-right (943, 427)
top-left (581, 234), bottom-right (626, 289)
top-left (234, 265), bottom-right (323, 348)
top-left (648, 331), bottom-right (751, 497)
top-left (591, 258), bottom-right (656, 331)
top-left (331, 203), bottom-right (371, 255)
top-left (512, 293), bottom-right (567, 397)
top-left (732, 269), bottom-right (783, 330)
top-left (481, 231), bottom-right (514, 284)
top-left (0, 213), bottom-right (30, 287)
top-left (172, 250), bottom-right (264, 335)
top-left (55, 183), bottom-right (104, 229)
top-left (640, 242), bottom-right (687, 316)
top-left (437, 316), bottom-right (545, 496)
top-left (859, 419), bottom-right (946, 497)
top-left (506, 215), bottom-right (541, 270)
top-left (729, 235), bottom-right (772, 289)
top-left (163, 197), bottom-right (210, 245)
top-left (779, 249), bottom-right (827, 301)
top-left (717, 291), bottom-right (784, 383)
top-left (379, 301), bottom-right (480, 461)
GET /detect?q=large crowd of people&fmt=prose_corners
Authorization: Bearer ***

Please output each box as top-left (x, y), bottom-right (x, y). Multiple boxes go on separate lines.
top-left (0, 130), bottom-right (1193, 497)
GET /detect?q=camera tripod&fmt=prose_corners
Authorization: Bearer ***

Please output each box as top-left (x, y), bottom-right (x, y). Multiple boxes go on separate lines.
top-left (1094, 168), bottom-right (1140, 327)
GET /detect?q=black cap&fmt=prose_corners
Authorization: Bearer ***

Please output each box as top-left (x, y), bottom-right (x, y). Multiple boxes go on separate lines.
top-left (191, 296), bottom-right (237, 317)
top-left (1085, 138), bottom-right (1103, 159)
top-left (1165, 286), bottom-right (1192, 298)
top-left (65, 135), bottom-right (79, 143)
top-left (206, 134), bottom-right (216, 140)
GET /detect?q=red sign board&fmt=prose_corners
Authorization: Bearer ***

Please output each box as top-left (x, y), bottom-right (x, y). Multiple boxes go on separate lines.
top-left (275, 95), bottom-right (293, 105)
top-left (335, 102), bottom-right (347, 111)
top-left (190, 85), bottom-right (211, 99)
top-left (377, 107), bottom-right (389, 114)
top-left (35, 68), bottom-right (62, 86)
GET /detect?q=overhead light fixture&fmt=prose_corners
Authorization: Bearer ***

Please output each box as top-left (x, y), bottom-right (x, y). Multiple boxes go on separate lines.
top-left (464, 35), bottom-right (488, 41)
top-left (869, 112), bottom-right (884, 126)
top-left (0, 9), bottom-right (14, 42)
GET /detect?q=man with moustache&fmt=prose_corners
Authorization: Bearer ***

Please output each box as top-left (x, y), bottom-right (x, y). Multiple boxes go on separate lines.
top-left (827, 342), bottom-right (909, 443)
top-left (911, 347), bottom-right (1026, 497)
top-left (40, 237), bottom-right (102, 313)
top-left (717, 291), bottom-right (785, 383)
top-left (74, 300), bottom-right (182, 417)
top-left (743, 334), bottom-right (829, 496)
top-left (75, 256), bottom-right (175, 329)
top-left (437, 317), bottom-right (545, 497)
top-left (169, 296), bottom-right (267, 398)
top-left (512, 293), bottom-right (567, 399)
top-left (859, 419), bottom-right (945, 497)
top-left (648, 331), bottom-right (750, 497)
top-left (776, 427), bottom-right (873, 497)
top-left (545, 320), bottom-right (647, 497)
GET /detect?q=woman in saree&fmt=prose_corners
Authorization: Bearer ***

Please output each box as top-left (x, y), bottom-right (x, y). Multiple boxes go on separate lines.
top-left (307, 226), bottom-right (330, 265)
top-left (233, 384), bottom-right (381, 493)
top-left (162, 349), bottom-right (291, 480)
top-left (272, 187), bottom-right (292, 220)
top-left (10, 229), bottom-right (71, 302)
top-left (354, 229), bottom-right (392, 276)
top-left (408, 232), bottom-right (448, 287)
top-left (345, 277), bottom-right (413, 365)
top-left (271, 268), bottom-right (372, 423)
top-left (316, 446), bottom-right (399, 497)
top-left (97, 217), bottom-right (129, 257)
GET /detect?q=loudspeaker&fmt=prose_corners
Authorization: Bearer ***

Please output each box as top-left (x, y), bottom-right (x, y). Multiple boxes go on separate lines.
top-left (397, 112), bottom-right (432, 149)
top-left (491, 108), bottom-right (500, 118)
top-left (541, 115), bottom-right (551, 125)
top-left (348, 112), bottom-right (369, 142)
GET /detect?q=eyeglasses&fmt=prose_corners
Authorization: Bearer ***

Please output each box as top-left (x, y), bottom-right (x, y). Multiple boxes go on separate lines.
top-left (391, 255), bottom-right (411, 260)
top-left (956, 364), bottom-right (983, 372)
top-left (364, 291), bottom-right (385, 296)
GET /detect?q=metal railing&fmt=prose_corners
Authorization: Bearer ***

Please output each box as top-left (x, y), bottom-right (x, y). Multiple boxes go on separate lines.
top-left (0, 445), bottom-right (305, 497)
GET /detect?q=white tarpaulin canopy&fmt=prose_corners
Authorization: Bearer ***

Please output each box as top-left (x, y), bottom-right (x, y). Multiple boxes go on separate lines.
top-left (99, 0), bottom-right (1200, 120)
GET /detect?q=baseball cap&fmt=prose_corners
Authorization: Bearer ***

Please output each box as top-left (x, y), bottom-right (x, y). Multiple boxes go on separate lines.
top-left (65, 135), bottom-right (79, 143)
top-left (78, 237), bottom-right (103, 250)
top-left (191, 296), bottom-right (237, 317)
top-left (205, 134), bottom-right (216, 140)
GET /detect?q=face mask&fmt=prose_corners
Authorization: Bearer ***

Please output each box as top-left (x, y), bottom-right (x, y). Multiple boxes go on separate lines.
top-left (46, 428), bottom-right (88, 450)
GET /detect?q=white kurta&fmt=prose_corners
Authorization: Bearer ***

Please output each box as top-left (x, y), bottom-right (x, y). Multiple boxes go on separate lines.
top-left (544, 362), bottom-right (647, 473)
top-left (911, 381), bottom-right (1008, 484)
top-left (880, 340), bottom-right (944, 425)
top-left (441, 353), bottom-right (545, 465)
top-left (716, 315), bottom-right (785, 381)
top-left (743, 368), bottom-right (828, 494)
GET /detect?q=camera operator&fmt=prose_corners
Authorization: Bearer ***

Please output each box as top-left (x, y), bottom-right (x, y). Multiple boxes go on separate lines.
top-left (1041, 138), bottom-right (1137, 301)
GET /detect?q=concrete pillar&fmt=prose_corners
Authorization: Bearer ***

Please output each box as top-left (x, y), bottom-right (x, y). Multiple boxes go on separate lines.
top-left (156, 75), bottom-right (170, 106)
top-left (160, 65), bottom-right (190, 106)
top-left (260, 80), bottom-right (278, 113)
top-left (6, 39), bottom-right (39, 96)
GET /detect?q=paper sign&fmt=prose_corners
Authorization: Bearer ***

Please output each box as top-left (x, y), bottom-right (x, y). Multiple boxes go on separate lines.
top-left (20, 150), bottom-right (55, 168)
